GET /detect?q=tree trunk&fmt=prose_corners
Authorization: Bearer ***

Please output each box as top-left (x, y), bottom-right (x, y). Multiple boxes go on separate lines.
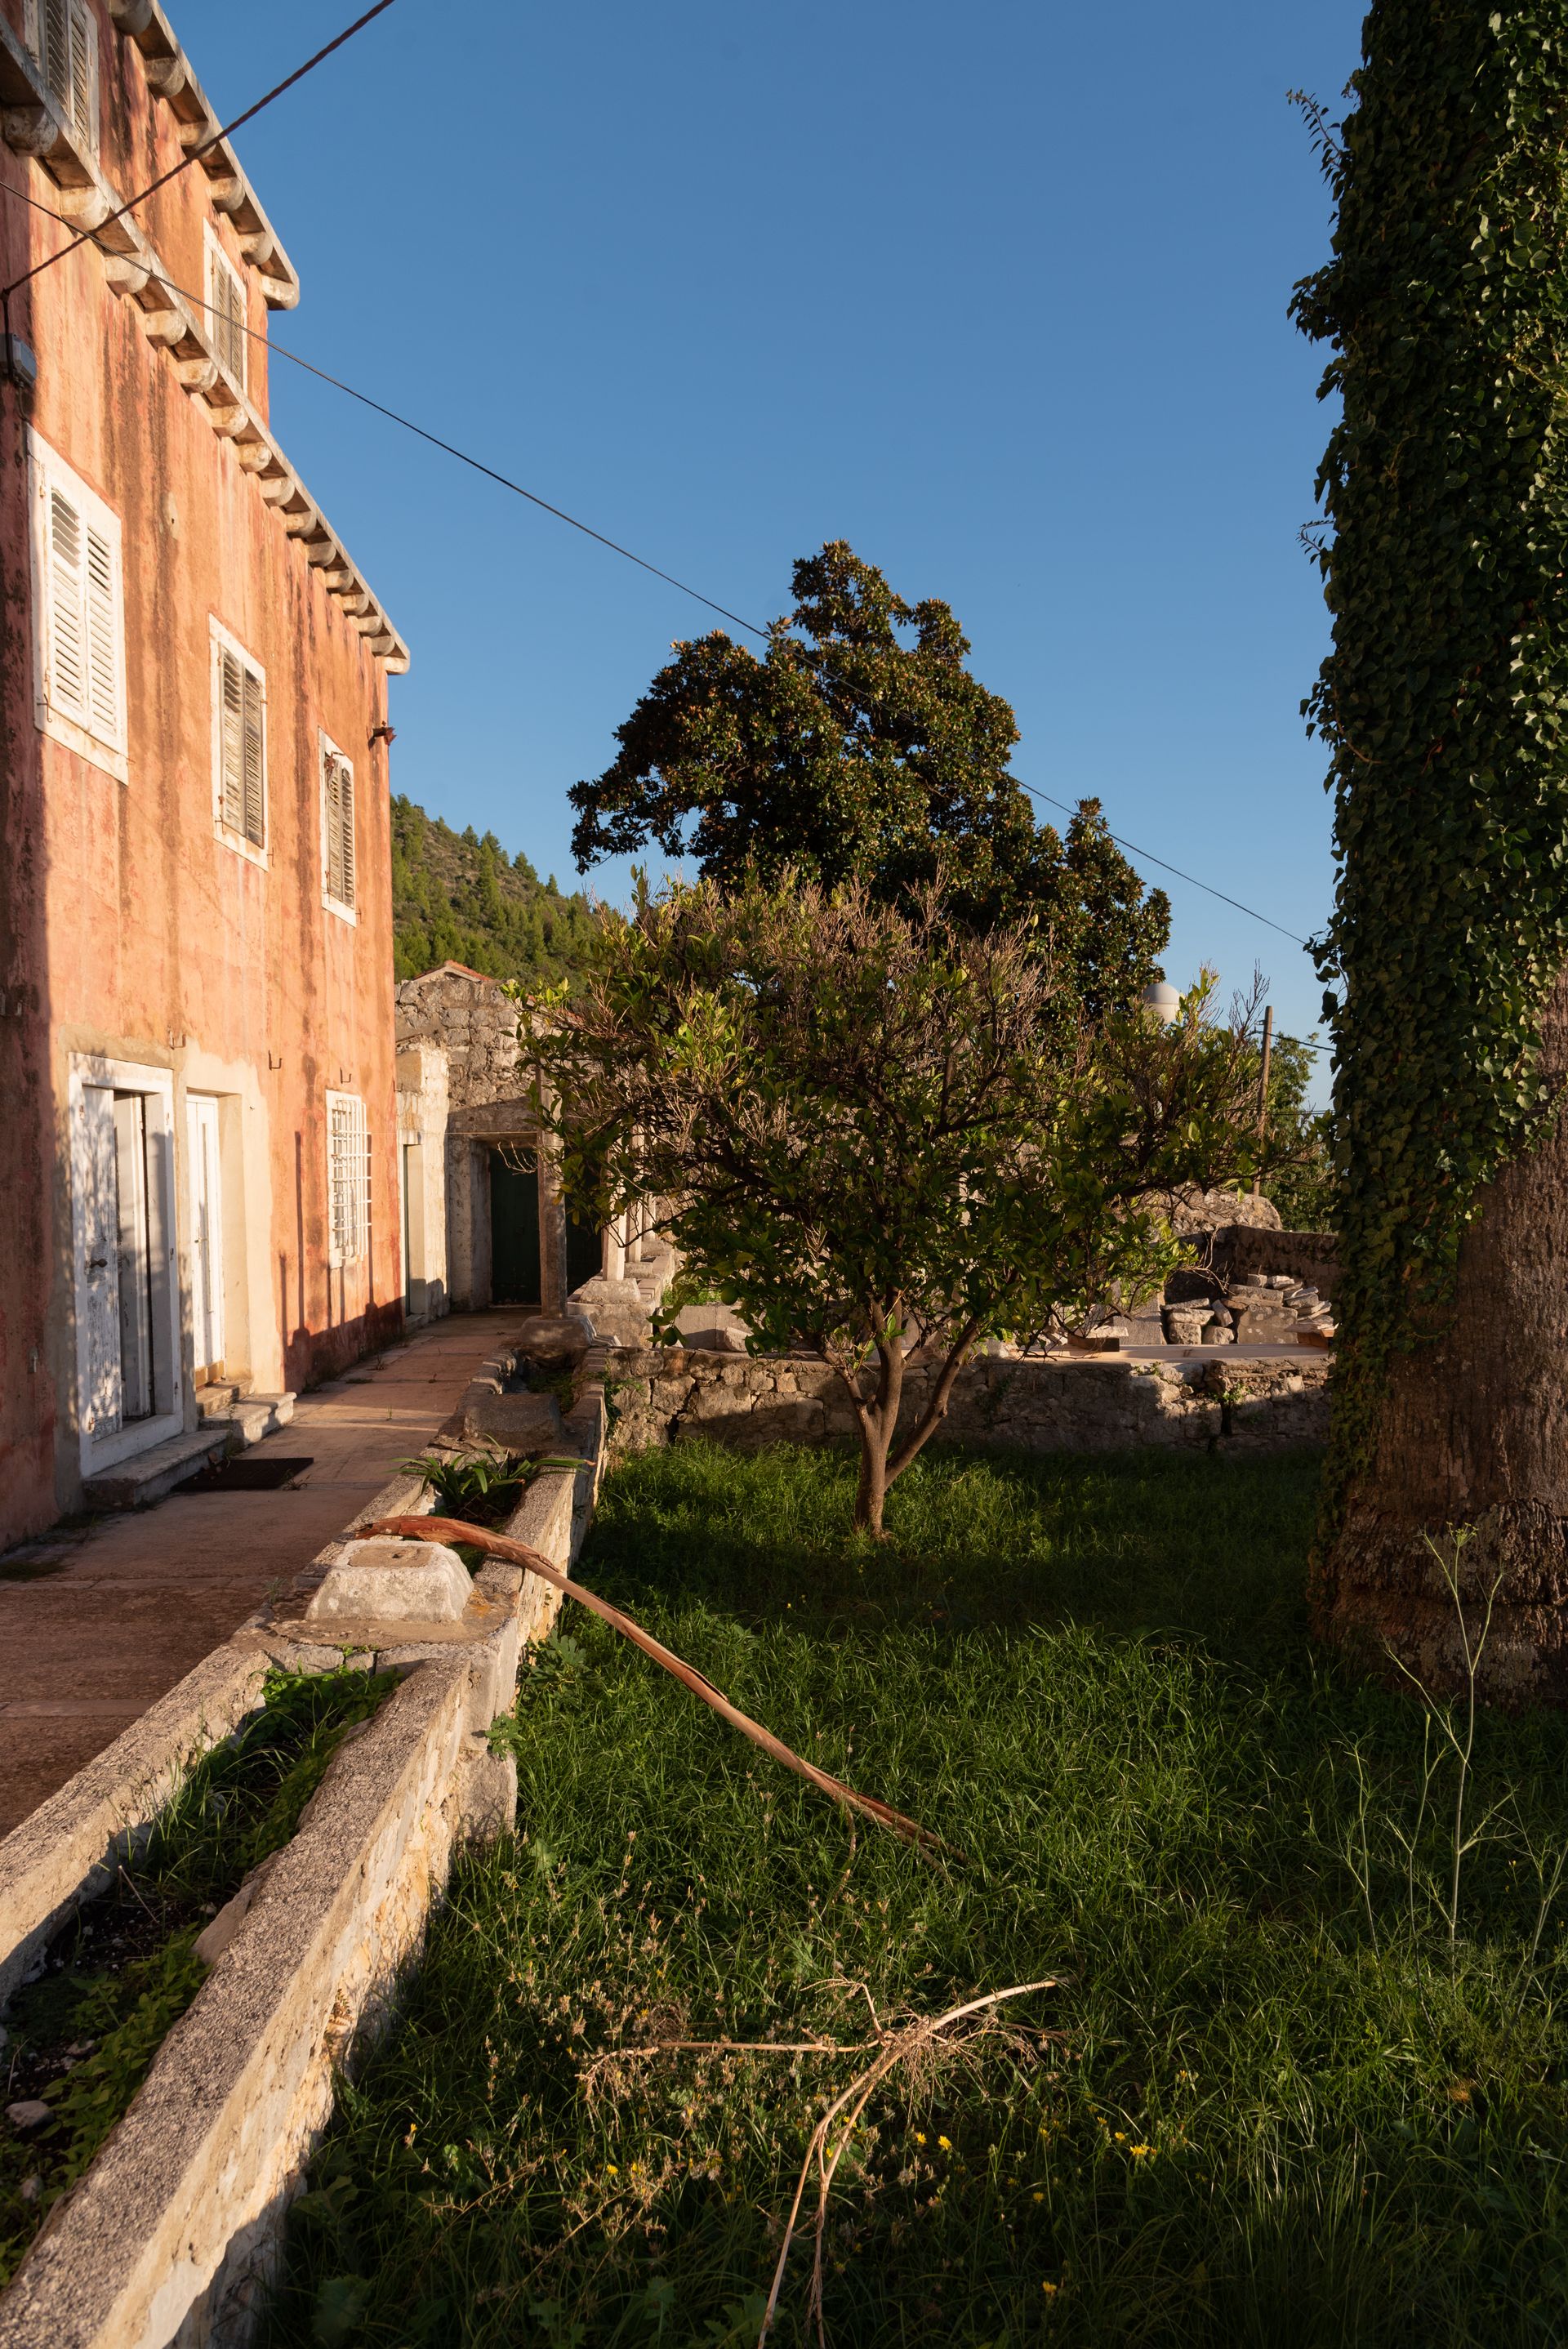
top-left (1317, 975), bottom-right (1568, 1700)
top-left (850, 1340), bottom-right (903, 1537)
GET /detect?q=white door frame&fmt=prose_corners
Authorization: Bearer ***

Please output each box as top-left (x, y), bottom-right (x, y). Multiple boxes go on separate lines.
top-left (69, 1054), bottom-right (182, 1473)
top-left (186, 1092), bottom-right (226, 1376)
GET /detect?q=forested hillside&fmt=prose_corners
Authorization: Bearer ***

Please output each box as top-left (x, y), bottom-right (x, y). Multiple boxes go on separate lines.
top-left (391, 795), bottom-right (596, 983)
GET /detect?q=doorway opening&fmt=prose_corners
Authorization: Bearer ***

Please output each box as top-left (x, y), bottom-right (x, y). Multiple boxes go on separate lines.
top-left (187, 1093), bottom-right (225, 1381)
top-left (488, 1146), bottom-right (541, 1308)
top-left (71, 1058), bottom-right (180, 1469)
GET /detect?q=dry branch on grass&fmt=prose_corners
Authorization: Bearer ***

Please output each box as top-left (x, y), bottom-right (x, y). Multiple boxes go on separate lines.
top-left (756, 1977), bottom-right (1066, 2347)
top-left (364, 1516), bottom-right (951, 1856)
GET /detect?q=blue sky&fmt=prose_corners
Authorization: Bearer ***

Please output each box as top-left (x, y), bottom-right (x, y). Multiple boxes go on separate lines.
top-left (181, 0), bottom-right (1368, 1089)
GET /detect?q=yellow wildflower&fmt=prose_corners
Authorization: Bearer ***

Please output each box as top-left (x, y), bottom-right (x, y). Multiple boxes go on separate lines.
top-left (938, 2135), bottom-right (953, 2151)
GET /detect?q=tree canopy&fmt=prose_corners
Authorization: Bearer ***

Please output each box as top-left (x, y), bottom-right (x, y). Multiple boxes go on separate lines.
top-left (526, 869), bottom-right (1265, 1534)
top-left (568, 541), bottom-right (1170, 1019)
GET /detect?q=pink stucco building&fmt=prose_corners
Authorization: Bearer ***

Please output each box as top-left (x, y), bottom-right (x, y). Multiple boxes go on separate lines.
top-left (0, 0), bottom-right (410, 1544)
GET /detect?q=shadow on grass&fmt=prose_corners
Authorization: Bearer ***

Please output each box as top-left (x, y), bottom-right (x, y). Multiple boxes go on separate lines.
top-left (257, 1441), bottom-right (1568, 2349)
top-left (586, 1437), bottom-right (1323, 1663)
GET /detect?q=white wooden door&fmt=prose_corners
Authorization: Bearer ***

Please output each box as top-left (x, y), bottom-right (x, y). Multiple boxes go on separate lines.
top-left (114, 1092), bottom-right (154, 1421)
top-left (77, 1083), bottom-right (122, 1439)
top-left (187, 1094), bottom-right (225, 1375)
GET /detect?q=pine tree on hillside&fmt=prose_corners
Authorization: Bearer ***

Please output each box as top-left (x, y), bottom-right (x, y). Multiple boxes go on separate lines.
top-left (390, 796), bottom-right (595, 983)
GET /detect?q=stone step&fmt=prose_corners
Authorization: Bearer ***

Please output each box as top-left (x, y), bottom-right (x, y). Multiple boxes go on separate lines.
top-left (225, 1393), bottom-right (296, 1446)
top-left (82, 1426), bottom-right (233, 1511)
top-left (196, 1383), bottom-right (247, 1419)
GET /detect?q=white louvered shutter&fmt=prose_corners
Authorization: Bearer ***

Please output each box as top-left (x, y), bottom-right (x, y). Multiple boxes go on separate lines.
top-left (338, 760), bottom-right (355, 905)
top-left (218, 646), bottom-right (243, 832)
top-left (241, 666), bottom-right (264, 844)
top-left (324, 751), bottom-right (354, 907)
top-left (46, 484), bottom-right (87, 723)
top-left (41, 0), bottom-right (96, 141)
top-left (208, 243), bottom-right (247, 390)
top-left (84, 523), bottom-right (118, 743)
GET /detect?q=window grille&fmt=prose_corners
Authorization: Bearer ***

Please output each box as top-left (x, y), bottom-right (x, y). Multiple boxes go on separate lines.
top-left (327, 1091), bottom-right (368, 1268)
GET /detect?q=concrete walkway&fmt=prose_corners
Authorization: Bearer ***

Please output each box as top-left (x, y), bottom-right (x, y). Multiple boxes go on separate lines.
top-left (0, 1311), bottom-right (523, 1838)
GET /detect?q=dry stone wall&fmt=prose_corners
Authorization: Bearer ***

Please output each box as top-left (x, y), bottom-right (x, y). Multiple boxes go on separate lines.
top-left (604, 1347), bottom-right (1330, 1459)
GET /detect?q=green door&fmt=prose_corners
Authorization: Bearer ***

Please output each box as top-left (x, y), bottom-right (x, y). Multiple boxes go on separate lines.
top-left (489, 1148), bottom-right (541, 1306)
top-left (565, 1210), bottom-right (601, 1293)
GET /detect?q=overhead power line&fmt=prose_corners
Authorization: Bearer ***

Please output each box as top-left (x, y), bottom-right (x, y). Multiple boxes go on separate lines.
top-left (1014, 783), bottom-right (1312, 949)
top-left (2, 0), bottom-right (399, 299)
top-left (1, 176), bottom-right (1321, 968)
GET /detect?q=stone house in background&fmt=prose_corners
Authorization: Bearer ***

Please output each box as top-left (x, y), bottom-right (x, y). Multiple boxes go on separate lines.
top-left (0, 0), bottom-right (409, 1544)
top-left (394, 963), bottom-right (671, 1339)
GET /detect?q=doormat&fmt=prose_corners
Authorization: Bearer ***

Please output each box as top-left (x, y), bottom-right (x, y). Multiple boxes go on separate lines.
top-left (178, 1456), bottom-right (314, 1493)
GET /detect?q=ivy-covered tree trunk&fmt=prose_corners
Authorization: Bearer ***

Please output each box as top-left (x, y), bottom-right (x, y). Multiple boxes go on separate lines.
top-left (1298, 4), bottom-right (1568, 1697)
top-left (1321, 977), bottom-right (1568, 1690)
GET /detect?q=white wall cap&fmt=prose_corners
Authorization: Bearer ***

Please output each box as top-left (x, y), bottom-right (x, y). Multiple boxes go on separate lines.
top-left (306, 1536), bottom-right (474, 1624)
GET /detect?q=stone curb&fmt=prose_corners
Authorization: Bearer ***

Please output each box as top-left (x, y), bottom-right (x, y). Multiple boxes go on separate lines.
top-left (0, 1367), bottom-right (609, 2349)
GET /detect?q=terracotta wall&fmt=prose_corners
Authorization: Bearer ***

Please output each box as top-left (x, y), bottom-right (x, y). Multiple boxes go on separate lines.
top-left (0, 0), bottom-right (404, 1542)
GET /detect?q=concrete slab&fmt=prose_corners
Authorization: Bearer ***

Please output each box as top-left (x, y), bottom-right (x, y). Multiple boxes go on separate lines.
top-left (0, 1313), bottom-right (528, 1837)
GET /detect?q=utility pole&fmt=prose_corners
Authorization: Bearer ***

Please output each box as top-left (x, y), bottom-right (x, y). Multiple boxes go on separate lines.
top-left (1251, 1005), bottom-right (1273, 1198)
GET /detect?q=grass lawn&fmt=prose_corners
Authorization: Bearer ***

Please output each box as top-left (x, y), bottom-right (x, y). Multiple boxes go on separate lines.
top-left (262, 1441), bottom-right (1568, 2347)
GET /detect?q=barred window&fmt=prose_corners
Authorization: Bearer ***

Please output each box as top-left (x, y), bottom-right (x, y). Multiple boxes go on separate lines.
top-left (326, 1090), bottom-right (368, 1268)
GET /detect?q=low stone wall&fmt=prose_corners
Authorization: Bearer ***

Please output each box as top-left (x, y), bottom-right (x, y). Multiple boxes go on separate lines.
top-left (0, 1372), bottom-right (608, 2349)
top-left (604, 1347), bottom-right (1330, 1460)
top-left (1209, 1224), bottom-right (1341, 1301)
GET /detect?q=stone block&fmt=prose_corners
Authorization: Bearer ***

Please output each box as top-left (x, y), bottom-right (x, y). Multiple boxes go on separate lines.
top-left (306, 1538), bottom-right (474, 1625)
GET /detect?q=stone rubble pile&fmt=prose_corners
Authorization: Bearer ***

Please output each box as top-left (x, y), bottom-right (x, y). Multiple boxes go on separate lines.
top-left (1160, 1271), bottom-right (1334, 1349)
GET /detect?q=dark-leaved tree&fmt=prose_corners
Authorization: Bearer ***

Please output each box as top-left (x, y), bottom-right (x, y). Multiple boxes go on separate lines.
top-left (568, 541), bottom-right (1169, 1018)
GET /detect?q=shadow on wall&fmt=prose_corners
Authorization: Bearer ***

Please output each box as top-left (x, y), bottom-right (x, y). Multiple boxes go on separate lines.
top-left (0, 439), bottom-right (60, 1544)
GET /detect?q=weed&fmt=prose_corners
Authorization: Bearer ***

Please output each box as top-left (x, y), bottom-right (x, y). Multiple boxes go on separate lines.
top-left (401, 1446), bottom-right (533, 1529)
top-left (261, 1442), bottom-right (1568, 2345)
top-left (1, 1666), bottom-right (395, 2281)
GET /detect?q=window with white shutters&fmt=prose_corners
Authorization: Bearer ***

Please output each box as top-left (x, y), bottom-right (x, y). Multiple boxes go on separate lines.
top-left (326, 1090), bottom-right (368, 1268)
top-left (320, 736), bottom-right (357, 917)
top-left (27, 430), bottom-right (127, 778)
top-left (205, 229), bottom-right (247, 393)
top-left (210, 622), bottom-right (266, 854)
top-left (32, 0), bottom-right (98, 149)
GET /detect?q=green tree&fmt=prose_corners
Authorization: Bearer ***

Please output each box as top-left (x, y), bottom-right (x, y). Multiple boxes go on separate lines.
top-left (1294, 4), bottom-right (1568, 1694)
top-left (568, 541), bottom-right (1170, 1018)
top-left (1257, 1031), bottom-right (1335, 1232)
top-left (527, 871), bottom-right (1265, 1536)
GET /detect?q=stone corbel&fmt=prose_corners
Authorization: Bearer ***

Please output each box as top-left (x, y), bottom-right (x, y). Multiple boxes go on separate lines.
top-left (305, 534), bottom-right (342, 568)
top-left (233, 438), bottom-right (274, 475)
top-left (174, 351), bottom-right (220, 394)
top-left (204, 394), bottom-right (247, 437)
top-left (256, 272), bottom-right (298, 311)
top-left (107, 0), bottom-right (156, 33)
top-left (53, 184), bottom-right (113, 231)
top-left (105, 254), bottom-right (151, 297)
top-left (204, 171), bottom-right (245, 216)
top-left (138, 305), bottom-right (187, 348)
top-left (2, 105), bottom-right (65, 161)
top-left (281, 502), bottom-right (322, 538)
top-left (143, 53), bottom-right (187, 102)
top-left (256, 471), bottom-right (299, 506)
